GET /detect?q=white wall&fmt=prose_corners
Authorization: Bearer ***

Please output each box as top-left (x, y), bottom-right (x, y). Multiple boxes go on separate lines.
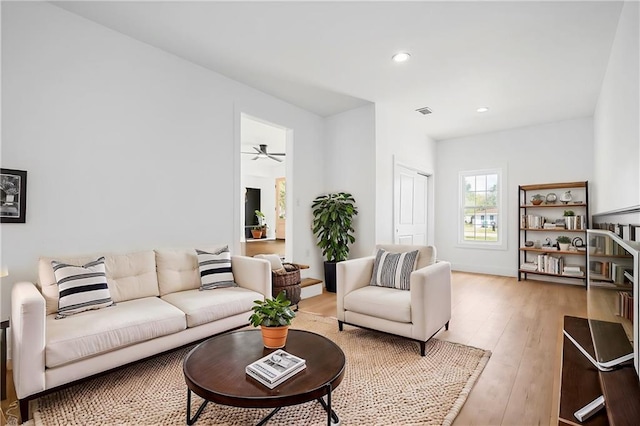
top-left (324, 104), bottom-right (376, 259)
top-left (0, 2), bottom-right (326, 319)
top-left (435, 118), bottom-right (594, 276)
top-left (593, 1), bottom-right (640, 214)
top-left (375, 103), bottom-right (437, 245)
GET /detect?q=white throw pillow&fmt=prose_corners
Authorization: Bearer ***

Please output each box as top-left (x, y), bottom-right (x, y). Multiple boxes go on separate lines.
top-left (254, 254), bottom-right (284, 271)
top-left (369, 249), bottom-right (419, 291)
top-left (53, 257), bottom-right (115, 319)
top-left (196, 247), bottom-right (238, 290)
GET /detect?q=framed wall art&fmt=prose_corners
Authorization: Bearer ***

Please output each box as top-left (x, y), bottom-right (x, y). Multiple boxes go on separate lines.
top-left (1, 168), bottom-right (27, 223)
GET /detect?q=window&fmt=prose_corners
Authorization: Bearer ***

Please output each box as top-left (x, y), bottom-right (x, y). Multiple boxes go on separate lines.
top-left (459, 169), bottom-right (504, 247)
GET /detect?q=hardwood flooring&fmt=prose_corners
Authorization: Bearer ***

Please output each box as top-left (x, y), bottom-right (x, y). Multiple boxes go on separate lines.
top-left (298, 271), bottom-right (587, 426)
top-left (2, 271), bottom-right (586, 425)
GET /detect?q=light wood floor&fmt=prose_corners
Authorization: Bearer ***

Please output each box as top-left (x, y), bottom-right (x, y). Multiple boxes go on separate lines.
top-left (2, 271), bottom-right (585, 425)
top-left (298, 271), bottom-right (586, 426)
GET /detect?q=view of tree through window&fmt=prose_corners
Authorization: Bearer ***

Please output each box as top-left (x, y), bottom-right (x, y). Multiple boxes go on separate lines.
top-left (463, 173), bottom-right (499, 242)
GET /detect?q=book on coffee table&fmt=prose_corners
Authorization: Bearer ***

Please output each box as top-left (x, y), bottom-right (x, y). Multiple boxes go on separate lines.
top-left (246, 349), bottom-right (306, 389)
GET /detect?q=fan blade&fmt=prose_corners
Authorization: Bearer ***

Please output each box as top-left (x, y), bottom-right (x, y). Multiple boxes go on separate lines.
top-left (267, 154), bottom-right (283, 162)
top-left (253, 146), bottom-right (263, 154)
top-left (269, 152), bottom-right (286, 156)
top-left (251, 155), bottom-right (260, 161)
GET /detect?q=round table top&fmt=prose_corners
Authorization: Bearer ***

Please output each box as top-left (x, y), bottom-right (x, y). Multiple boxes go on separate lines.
top-left (183, 329), bottom-right (346, 409)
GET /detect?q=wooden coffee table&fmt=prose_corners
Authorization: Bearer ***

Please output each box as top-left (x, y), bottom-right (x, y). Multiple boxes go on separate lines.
top-left (183, 329), bottom-right (346, 425)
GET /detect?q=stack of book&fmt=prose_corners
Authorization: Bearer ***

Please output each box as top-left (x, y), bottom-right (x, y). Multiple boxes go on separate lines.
top-left (520, 262), bottom-right (538, 272)
top-left (245, 349), bottom-right (306, 389)
top-left (562, 265), bottom-right (584, 277)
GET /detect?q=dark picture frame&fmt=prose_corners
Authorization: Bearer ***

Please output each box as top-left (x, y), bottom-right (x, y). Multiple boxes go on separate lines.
top-left (1, 168), bottom-right (27, 223)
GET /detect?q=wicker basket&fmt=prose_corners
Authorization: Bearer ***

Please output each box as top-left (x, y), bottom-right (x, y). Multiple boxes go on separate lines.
top-left (272, 263), bottom-right (301, 305)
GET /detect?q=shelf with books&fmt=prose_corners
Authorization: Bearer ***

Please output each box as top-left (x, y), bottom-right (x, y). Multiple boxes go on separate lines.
top-left (518, 181), bottom-right (589, 285)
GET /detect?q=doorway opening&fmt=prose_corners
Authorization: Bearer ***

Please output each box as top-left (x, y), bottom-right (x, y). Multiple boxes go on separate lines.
top-left (240, 114), bottom-right (290, 259)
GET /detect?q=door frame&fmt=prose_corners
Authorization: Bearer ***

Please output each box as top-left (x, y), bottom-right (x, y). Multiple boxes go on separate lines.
top-left (393, 158), bottom-right (434, 246)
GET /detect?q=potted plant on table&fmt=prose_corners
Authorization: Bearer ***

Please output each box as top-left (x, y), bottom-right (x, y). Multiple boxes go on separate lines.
top-left (557, 236), bottom-right (572, 252)
top-left (249, 291), bottom-right (296, 348)
top-left (311, 192), bottom-right (358, 293)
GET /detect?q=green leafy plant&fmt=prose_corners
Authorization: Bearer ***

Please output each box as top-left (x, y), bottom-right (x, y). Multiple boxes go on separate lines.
top-left (556, 236), bottom-right (571, 244)
top-left (249, 291), bottom-right (296, 327)
top-left (311, 192), bottom-right (358, 262)
top-left (563, 210), bottom-right (575, 216)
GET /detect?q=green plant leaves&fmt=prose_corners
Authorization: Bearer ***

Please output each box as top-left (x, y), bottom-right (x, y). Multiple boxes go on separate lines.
top-left (248, 291), bottom-right (296, 327)
top-left (311, 192), bottom-right (358, 262)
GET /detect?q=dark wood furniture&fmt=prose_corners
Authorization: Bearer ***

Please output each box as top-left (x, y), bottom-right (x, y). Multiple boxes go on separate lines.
top-left (559, 316), bottom-right (640, 425)
top-left (183, 329), bottom-right (345, 425)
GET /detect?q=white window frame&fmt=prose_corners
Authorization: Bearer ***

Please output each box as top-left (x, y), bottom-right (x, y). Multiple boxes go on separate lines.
top-left (457, 168), bottom-right (507, 250)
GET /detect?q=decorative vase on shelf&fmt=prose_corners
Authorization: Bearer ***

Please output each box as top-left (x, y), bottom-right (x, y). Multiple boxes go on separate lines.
top-left (560, 191), bottom-right (572, 204)
top-left (559, 243), bottom-right (570, 251)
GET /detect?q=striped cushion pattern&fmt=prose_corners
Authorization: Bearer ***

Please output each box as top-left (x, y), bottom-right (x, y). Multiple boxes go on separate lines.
top-left (196, 247), bottom-right (238, 290)
top-left (369, 249), bottom-right (419, 290)
top-left (53, 257), bottom-right (115, 319)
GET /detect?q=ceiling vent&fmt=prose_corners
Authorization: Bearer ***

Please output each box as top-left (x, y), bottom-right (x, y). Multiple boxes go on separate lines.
top-left (415, 106), bottom-right (432, 115)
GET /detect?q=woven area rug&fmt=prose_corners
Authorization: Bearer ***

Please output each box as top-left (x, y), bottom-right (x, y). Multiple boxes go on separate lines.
top-left (29, 313), bottom-right (490, 425)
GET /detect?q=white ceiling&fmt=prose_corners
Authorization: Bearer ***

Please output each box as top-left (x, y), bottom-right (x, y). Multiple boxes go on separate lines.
top-left (53, 1), bottom-right (624, 140)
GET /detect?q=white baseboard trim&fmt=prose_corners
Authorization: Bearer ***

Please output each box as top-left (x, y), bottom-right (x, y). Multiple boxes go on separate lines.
top-left (451, 263), bottom-right (516, 277)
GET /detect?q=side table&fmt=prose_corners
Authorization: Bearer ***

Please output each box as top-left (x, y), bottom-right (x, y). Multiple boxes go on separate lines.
top-left (1, 319), bottom-right (9, 400)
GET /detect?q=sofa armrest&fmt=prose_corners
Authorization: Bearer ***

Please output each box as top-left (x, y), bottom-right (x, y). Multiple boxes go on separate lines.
top-left (11, 281), bottom-right (46, 399)
top-left (336, 256), bottom-right (375, 320)
top-left (231, 255), bottom-right (272, 299)
top-left (409, 261), bottom-right (452, 341)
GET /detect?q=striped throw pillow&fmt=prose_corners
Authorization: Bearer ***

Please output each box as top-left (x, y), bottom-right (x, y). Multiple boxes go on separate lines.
top-left (53, 257), bottom-right (115, 319)
top-left (196, 247), bottom-right (238, 290)
top-left (369, 249), bottom-right (419, 290)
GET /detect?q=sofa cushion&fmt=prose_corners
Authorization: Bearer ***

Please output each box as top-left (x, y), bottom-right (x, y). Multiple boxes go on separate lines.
top-left (375, 244), bottom-right (436, 270)
top-left (196, 247), bottom-right (237, 290)
top-left (344, 286), bottom-right (411, 323)
top-left (161, 287), bottom-right (259, 328)
top-left (52, 257), bottom-right (115, 319)
top-left (45, 297), bottom-right (186, 368)
top-left (369, 249), bottom-right (418, 290)
top-left (39, 250), bottom-right (159, 315)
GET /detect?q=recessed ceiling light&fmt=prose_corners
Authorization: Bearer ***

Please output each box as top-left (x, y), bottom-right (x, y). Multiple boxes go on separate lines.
top-left (476, 107), bottom-right (490, 113)
top-left (392, 52), bottom-right (411, 63)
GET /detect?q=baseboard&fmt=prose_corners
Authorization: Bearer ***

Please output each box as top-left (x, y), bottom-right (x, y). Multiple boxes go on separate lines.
top-left (451, 263), bottom-right (516, 277)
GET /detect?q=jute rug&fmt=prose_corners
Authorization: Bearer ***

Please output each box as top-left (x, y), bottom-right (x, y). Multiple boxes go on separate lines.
top-left (29, 313), bottom-right (490, 425)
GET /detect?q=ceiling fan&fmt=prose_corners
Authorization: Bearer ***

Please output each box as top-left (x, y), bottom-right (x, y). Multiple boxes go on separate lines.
top-left (242, 144), bottom-right (285, 162)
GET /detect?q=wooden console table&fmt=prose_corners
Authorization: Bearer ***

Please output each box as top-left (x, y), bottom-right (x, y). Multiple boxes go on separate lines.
top-left (559, 316), bottom-right (640, 425)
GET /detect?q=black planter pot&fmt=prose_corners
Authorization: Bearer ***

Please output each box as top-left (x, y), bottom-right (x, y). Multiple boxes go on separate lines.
top-left (323, 261), bottom-right (337, 293)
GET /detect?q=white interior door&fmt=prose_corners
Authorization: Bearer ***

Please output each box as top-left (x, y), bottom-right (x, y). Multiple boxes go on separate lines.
top-left (394, 164), bottom-right (428, 245)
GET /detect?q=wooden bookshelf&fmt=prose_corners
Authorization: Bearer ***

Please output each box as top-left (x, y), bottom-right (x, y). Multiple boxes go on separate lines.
top-left (518, 181), bottom-right (589, 285)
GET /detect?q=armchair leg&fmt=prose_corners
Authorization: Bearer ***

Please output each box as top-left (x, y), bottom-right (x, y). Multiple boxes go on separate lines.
top-left (420, 341), bottom-right (426, 356)
top-left (445, 321), bottom-right (450, 331)
top-left (20, 399), bottom-right (29, 422)
top-left (338, 320), bottom-right (344, 331)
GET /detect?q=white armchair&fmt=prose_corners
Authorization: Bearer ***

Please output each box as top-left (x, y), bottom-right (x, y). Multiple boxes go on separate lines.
top-left (336, 244), bottom-right (451, 356)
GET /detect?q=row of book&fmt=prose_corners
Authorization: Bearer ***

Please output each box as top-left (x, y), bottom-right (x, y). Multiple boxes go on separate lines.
top-left (520, 215), bottom-right (586, 230)
top-left (617, 291), bottom-right (634, 321)
top-left (589, 261), bottom-right (632, 284)
top-left (591, 235), bottom-right (630, 256)
top-left (520, 256), bottom-right (584, 277)
top-left (245, 349), bottom-right (306, 389)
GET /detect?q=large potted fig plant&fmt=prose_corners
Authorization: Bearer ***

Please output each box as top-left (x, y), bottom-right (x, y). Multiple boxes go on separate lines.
top-left (311, 192), bottom-right (358, 292)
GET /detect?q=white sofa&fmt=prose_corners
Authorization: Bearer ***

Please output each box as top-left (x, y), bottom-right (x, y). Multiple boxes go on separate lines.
top-left (11, 247), bottom-right (271, 420)
top-left (336, 244), bottom-right (451, 356)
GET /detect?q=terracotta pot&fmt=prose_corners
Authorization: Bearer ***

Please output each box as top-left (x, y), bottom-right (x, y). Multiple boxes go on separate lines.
top-left (251, 229), bottom-right (262, 239)
top-left (260, 325), bottom-right (289, 349)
